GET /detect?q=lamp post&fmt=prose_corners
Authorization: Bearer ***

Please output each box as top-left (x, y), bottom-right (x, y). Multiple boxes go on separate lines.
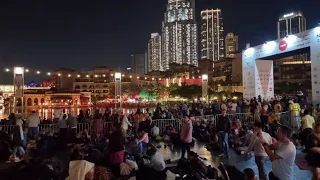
top-left (202, 74), bottom-right (208, 102)
top-left (13, 67), bottom-right (24, 114)
top-left (114, 72), bottom-right (122, 109)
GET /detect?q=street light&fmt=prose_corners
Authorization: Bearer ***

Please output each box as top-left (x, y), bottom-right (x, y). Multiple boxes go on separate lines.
top-left (202, 74), bottom-right (208, 102)
top-left (114, 72), bottom-right (122, 109)
top-left (5, 68), bottom-right (10, 72)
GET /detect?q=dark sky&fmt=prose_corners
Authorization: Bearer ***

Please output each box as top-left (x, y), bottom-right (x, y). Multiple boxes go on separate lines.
top-left (0, 0), bottom-right (318, 84)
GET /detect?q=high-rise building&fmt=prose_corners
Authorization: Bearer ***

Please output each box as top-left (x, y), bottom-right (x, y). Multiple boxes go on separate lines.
top-left (200, 9), bottom-right (224, 61)
top-left (148, 33), bottom-right (162, 72)
top-left (274, 11), bottom-right (310, 92)
top-left (161, 0), bottom-right (198, 70)
top-left (131, 53), bottom-right (148, 75)
top-left (277, 11), bottom-right (306, 39)
top-left (225, 33), bottom-right (238, 58)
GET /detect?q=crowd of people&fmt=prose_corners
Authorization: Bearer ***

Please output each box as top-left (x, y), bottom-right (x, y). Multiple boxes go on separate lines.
top-left (1, 93), bottom-right (320, 179)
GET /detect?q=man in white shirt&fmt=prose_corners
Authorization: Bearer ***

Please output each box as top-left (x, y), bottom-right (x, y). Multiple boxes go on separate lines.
top-left (139, 145), bottom-right (166, 179)
top-left (259, 125), bottom-right (296, 180)
top-left (27, 110), bottom-right (40, 137)
top-left (245, 122), bottom-right (272, 180)
top-left (121, 115), bottom-right (132, 136)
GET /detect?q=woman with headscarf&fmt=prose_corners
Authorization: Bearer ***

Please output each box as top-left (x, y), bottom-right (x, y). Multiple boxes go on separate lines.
top-left (66, 160), bottom-right (112, 180)
top-left (12, 113), bottom-right (25, 162)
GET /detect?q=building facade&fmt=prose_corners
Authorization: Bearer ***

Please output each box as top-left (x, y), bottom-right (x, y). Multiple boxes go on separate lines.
top-left (131, 53), bottom-right (148, 75)
top-left (200, 9), bottom-right (224, 61)
top-left (225, 33), bottom-right (238, 58)
top-left (148, 33), bottom-right (162, 72)
top-left (161, 0), bottom-right (198, 70)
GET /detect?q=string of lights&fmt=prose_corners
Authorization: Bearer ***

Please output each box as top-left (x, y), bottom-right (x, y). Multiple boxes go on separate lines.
top-left (3, 67), bottom-right (170, 81)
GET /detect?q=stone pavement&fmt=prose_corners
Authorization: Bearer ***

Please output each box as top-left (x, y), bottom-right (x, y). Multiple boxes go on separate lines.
top-left (157, 141), bottom-right (312, 180)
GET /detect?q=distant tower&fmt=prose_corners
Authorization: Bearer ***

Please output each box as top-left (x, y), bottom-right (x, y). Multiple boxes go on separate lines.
top-left (225, 33), bottom-right (238, 58)
top-left (277, 11), bottom-right (306, 39)
top-left (277, 11), bottom-right (307, 61)
top-left (148, 33), bottom-right (162, 72)
top-left (161, 0), bottom-right (198, 70)
top-left (200, 9), bottom-right (225, 61)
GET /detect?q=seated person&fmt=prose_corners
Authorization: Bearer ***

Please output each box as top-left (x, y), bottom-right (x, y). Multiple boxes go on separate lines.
top-left (151, 124), bottom-right (160, 138)
top-left (137, 145), bottom-right (166, 180)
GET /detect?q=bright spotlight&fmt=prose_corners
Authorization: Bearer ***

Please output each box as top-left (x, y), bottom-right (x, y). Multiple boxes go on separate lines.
top-left (5, 68), bottom-right (10, 72)
top-left (102, 74), bottom-right (106, 77)
top-left (77, 74), bottom-right (80, 78)
top-left (25, 69), bottom-right (29, 72)
top-left (263, 41), bottom-right (276, 51)
top-left (47, 72), bottom-right (51, 76)
top-left (129, 75), bottom-right (132, 78)
top-left (86, 75), bottom-right (89, 78)
top-left (68, 74), bottom-right (71, 77)
top-left (58, 73), bottom-right (61, 76)
top-left (36, 71), bottom-right (40, 74)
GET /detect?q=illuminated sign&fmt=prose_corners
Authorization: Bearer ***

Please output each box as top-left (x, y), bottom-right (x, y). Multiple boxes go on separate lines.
top-left (283, 13), bottom-right (294, 18)
top-left (279, 40), bottom-right (288, 51)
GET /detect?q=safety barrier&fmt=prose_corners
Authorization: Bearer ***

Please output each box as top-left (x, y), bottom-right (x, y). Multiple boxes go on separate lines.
top-left (213, 113), bottom-right (254, 126)
top-left (152, 119), bottom-right (181, 134)
top-left (275, 111), bottom-right (301, 130)
top-left (0, 123), bottom-right (91, 135)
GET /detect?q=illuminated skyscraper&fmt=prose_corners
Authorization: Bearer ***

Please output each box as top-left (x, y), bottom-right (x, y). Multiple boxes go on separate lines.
top-left (225, 33), bottom-right (238, 58)
top-left (148, 33), bottom-right (162, 72)
top-left (277, 11), bottom-right (306, 39)
top-left (161, 0), bottom-right (198, 70)
top-left (200, 9), bottom-right (224, 61)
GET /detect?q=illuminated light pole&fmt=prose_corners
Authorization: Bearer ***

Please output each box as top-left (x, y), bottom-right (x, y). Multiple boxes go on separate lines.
top-left (114, 72), bottom-right (122, 109)
top-left (202, 74), bottom-right (208, 102)
top-left (13, 67), bottom-right (24, 114)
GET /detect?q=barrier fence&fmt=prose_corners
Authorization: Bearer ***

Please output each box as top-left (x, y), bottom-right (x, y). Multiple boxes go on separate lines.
top-left (0, 112), bottom-right (301, 135)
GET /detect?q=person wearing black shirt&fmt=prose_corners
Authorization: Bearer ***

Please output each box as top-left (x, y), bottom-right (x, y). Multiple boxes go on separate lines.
top-left (216, 110), bottom-right (231, 158)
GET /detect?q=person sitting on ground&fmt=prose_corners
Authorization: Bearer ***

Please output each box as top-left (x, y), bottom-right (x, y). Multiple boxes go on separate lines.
top-left (150, 124), bottom-right (160, 138)
top-left (137, 145), bottom-right (166, 180)
top-left (67, 159), bottom-right (113, 180)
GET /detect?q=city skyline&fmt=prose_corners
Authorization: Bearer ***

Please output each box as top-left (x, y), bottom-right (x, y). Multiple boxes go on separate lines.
top-left (0, 0), bottom-right (318, 83)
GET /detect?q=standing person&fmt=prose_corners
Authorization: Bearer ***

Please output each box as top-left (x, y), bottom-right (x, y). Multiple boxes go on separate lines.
top-left (93, 112), bottom-right (103, 137)
top-left (259, 125), bottom-right (296, 180)
top-left (27, 110), bottom-right (40, 137)
top-left (121, 114), bottom-right (132, 137)
top-left (289, 100), bottom-right (301, 129)
top-left (216, 110), bottom-right (231, 158)
top-left (180, 114), bottom-right (193, 159)
top-left (260, 103), bottom-right (269, 130)
top-left (108, 123), bottom-right (125, 176)
top-left (67, 114), bottom-right (78, 143)
top-left (244, 122), bottom-right (272, 180)
top-left (11, 113), bottom-right (25, 162)
top-left (58, 114), bottom-right (68, 148)
top-left (230, 100), bottom-right (237, 114)
top-left (301, 110), bottom-right (315, 148)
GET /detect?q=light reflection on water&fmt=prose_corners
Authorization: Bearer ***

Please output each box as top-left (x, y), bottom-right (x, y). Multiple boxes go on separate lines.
top-left (0, 107), bottom-right (155, 120)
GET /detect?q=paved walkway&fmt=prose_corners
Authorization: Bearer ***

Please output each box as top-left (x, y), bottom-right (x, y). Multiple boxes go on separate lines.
top-left (157, 141), bottom-right (312, 180)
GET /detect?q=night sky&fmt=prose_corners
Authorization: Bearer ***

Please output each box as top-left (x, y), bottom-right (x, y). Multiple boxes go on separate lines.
top-left (0, 0), bottom-right (318, 84)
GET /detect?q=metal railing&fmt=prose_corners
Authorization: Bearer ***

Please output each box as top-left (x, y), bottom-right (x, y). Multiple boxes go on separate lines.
top-left (0, 123), bottom-right (91, 135)
top-left (152, 119), bottom-right (181, 134)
